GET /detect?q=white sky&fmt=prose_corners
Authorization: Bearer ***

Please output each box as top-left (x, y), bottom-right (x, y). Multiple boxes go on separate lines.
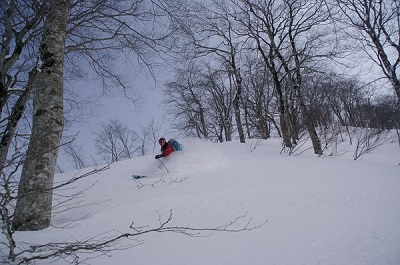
top-left (60, 62), bottom-right (171, 170)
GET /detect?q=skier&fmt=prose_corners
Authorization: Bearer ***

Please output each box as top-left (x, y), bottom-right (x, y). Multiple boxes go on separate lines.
top-left (155, 137), bottom-right (182, 159)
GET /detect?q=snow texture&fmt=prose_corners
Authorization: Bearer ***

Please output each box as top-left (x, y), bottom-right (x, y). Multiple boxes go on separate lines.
top-left (4, 137), bottom-right (400, 264)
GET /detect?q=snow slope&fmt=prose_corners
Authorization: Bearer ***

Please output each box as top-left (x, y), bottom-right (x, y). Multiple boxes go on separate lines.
top-left (5, 137), bottom-right (400, 264)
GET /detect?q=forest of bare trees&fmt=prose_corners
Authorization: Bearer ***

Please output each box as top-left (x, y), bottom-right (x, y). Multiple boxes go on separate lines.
top-left (163, 0), bottom-right (399, 150)
top-left (0, 0), bottom-right (399, 263)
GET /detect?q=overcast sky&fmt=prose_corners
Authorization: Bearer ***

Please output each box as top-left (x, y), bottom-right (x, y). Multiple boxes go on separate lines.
top-left (59, 59), bottom-right (173, 171)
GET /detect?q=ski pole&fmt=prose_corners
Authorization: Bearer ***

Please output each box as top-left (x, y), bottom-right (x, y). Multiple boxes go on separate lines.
top-left (158, 159), bottom-right (170, 173)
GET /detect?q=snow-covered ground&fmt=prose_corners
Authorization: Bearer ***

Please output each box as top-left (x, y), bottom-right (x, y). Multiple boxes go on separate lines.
top-left (6, 136), bottom-right (400, 264)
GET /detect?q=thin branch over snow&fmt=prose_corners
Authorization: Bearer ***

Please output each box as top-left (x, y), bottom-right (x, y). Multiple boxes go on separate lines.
top-left (16, 210), bottom-right (266, 264)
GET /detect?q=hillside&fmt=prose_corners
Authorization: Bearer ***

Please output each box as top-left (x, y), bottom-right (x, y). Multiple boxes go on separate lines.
top-left (8, 137), bottom-right (400, 265)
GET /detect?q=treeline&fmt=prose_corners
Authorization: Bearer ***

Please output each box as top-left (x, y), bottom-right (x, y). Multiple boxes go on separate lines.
top-left (165, 64), bottom-right (399, 142)
top-left (161, 0), bottom-right (400, 155)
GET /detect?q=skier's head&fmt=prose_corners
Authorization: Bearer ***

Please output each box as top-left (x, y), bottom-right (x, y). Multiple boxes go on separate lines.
top-left (158, 137), bottom-right (166, 145)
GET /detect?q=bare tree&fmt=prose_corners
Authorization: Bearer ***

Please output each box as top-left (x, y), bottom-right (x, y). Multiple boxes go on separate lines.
top-left (235, 0), bottom-right (335, 154)
top-left (204, 66), bottom-right (235, 142)
top-left (173, 0), bottom-right (246, 142)
top-left (94, 119), bottom-right (139, 162)
top-left (232, 0), bottom-right (295, 148)
top-left (353, 128), bottom-right (391, 160)
top-left (64, 140), bottom-right (87, 170)
top-left (165, 61), bottom-right (239, 142)
top-left (0, 154), bottom-right (22, 262)
top-left (137, 119), bottom-right (162, 155)
top-left (334, 0), bottom-right (400, 104)
top-left (64, 0), bottom-right (172, 94)
top-left (164, 62), bottom-right (210, 139)
top-left (0, 0), bottom-right (47, 180)
top-left (241, 56), bottom-right (277, 139)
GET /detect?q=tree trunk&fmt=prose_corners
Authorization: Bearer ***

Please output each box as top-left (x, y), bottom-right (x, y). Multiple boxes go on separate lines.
top-left (279, 112), bottom-right (292, 148)
top-left (199, 106), bottom-right (209, 139)
top-left (224, 120), bottom-right (232, 142)
top-left (231, 57), bottom-right (245, 143)
top-left (273, 71), bottom-right (292, 148)
top-left (296, 87), bottom-right (323, 155)
top-left (233, 77), bottom-right (245, 143)
top-left (13, 0), bottom-right (69, 231)
top-left (0, 70), bottom-right (36, 174)
top-left (286, 7), bottom-right (322, 155)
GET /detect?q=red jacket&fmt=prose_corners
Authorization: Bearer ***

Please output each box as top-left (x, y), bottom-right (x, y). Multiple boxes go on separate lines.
top-left (161, 142), bottom-right (175, 157)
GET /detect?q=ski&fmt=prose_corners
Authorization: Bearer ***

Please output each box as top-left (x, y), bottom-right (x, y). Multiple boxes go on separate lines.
top-left (132, 174), bottom-right (148, 179)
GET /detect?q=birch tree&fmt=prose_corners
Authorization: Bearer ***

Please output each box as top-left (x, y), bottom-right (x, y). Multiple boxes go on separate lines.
top-left (233, 0), bottom-right (296, 148)
top-left (241, 57), bottom-right (277, 139)
top-left (235, 0), bottom-right (333, 154)
top-left (165, 62), bottom-right (237, 142)
top-left (204, 67), bottom-right (236, 142)
top-left (12, 0), bottom-right (70, 231)
top-left (0, 0), bottom-right (46, 180)
top-left (94, 119), bottom-right (139, 162)
top-left (335, 0), bottom-right (400, 104)
top-left (164, 63), bottom-right (210, 139)
top-left (174, 0), bottom-right (246, 142)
